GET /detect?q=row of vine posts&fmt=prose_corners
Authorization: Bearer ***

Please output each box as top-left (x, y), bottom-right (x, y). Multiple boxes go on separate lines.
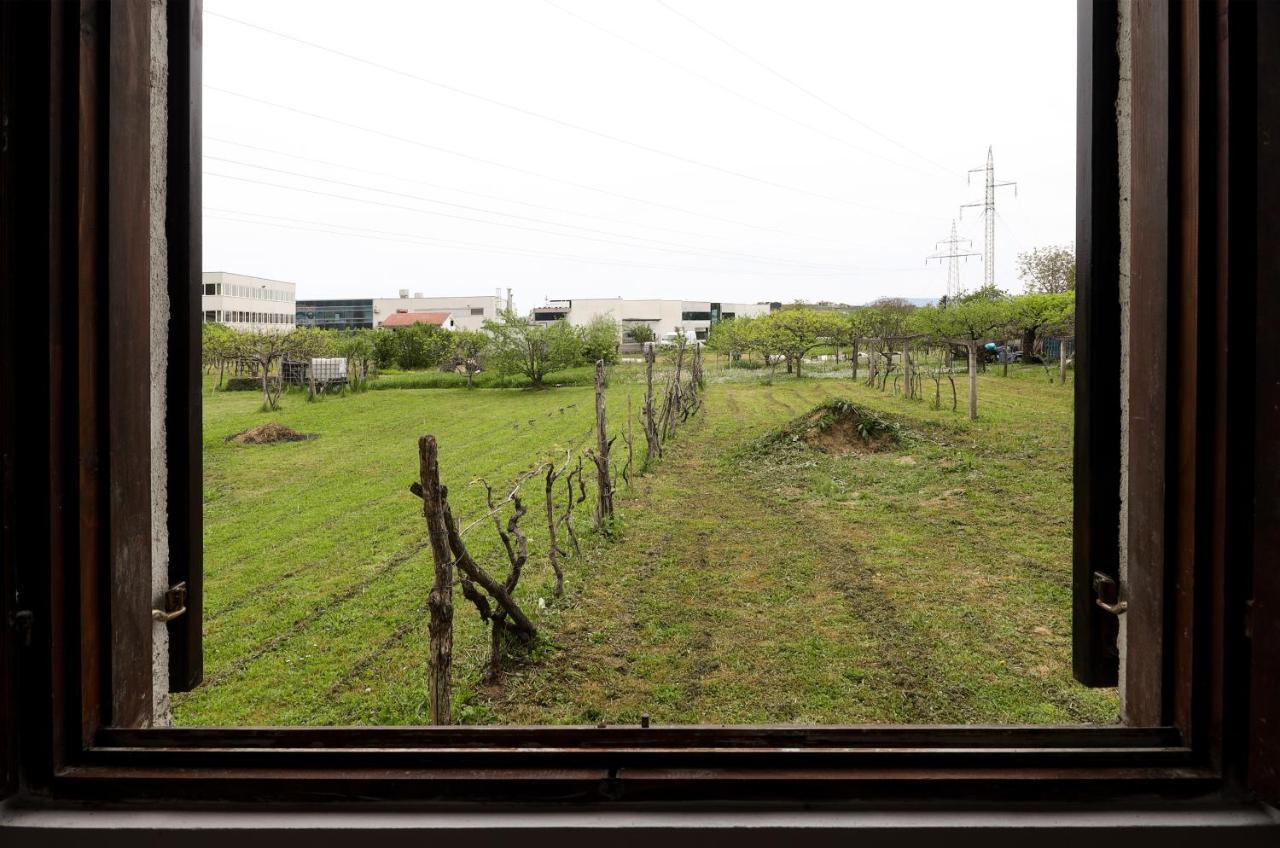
top-left (412, 342), bottom-right (704, 724)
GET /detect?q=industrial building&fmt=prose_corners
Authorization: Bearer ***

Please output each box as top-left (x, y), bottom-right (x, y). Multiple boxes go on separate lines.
top-left (200, 272), bottom-right (297, 333)
top-left (530, 298), bottom-right (776, 341)
top-left (295, 290), bottom-right (504, 331)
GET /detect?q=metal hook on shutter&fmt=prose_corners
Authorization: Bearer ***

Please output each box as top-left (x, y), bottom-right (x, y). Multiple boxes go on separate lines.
top-left (1092, 571), bottom-right (1128, 615)
top-left (152, 581), bottom-right (188, 623)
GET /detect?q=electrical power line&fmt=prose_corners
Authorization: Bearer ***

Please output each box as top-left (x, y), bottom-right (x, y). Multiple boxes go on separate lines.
top-left (205, 86), bottom-right (833, 241)
top-left (539, 0), bottom-right (935, 180)
top-left (204, 154), bottom-right (872, 272)
top-left (204, 208), bottom-right (919, 277)
top-left (204, 170), bottom-right (890, 273)
top-left (204, 11), bottom-right (938, 219)
top-left (651, 0), bottom-right (957, 177)
top-left (205, 135), bottom-right (834, 248)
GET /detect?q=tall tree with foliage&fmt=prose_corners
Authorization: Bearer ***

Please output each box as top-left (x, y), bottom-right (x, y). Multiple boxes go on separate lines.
top-left (393, 324), bottom-right (453, 370)
top-left (577, 315), bottom-right (621, 365)
top-left (766, 309), bottom-right (826, 377)
top-left (706, 315), bottom-right (748, 364)
top-left (371, 329), bottom-right (399, 370)
top-left (1017, 244), bottom-right (1076, 294)
top-left (484, 310), bottom-right (581, 387)
top-left (1009, 291), bottom-right (1074, 360)
top-left (742, 315), bottom-right (786, 381)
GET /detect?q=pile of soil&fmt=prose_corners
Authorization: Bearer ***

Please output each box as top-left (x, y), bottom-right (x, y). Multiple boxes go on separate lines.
top-left (226, 423), bottom-right (315, 445)
top-left (782, 400), bottom-right (901, 456)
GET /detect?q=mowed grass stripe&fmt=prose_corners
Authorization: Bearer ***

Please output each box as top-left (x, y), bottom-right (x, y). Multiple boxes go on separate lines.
top-left (179, 376), bottom-right (639, 724)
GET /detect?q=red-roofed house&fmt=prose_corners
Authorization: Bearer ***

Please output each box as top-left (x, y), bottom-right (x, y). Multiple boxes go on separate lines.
top-left (380, 310), bottom-right (457, 330)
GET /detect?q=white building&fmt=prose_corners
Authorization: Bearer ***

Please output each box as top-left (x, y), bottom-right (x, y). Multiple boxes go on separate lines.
top-left (530, 298), bottom-right (775, 341)
top-left (202, 272), bottom-right (296, 333)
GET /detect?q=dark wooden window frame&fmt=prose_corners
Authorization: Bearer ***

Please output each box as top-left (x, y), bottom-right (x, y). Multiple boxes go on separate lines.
top-left (2, 0), bottom-right (1276, 807)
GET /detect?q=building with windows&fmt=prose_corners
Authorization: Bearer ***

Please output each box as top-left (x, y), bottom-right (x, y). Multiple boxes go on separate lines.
top-left (201, 272), bottom-right (296, 333)
top-left (530, 298), bottom-right (775, 341)
top-left (295, 292), bottom-right (503, 331)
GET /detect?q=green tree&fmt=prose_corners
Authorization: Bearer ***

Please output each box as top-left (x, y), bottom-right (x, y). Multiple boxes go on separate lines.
top-left (578, 315), bottom-right (621, 365)
top-left (765, 309), bottom-right (826, 377)
top-left (706, 315), bottom-right (749, 363)
top-left (742, 315), bottom-right (786, 381)
top-left (1017, 244), bottom-right (1076, 293)
top-left (371, 330), bottom-right (398, 370)
top-left (201, 323), bottom-right (238, 387)
top-left (915, 297), bottom-right (1013, 419)
top-left (1009, 291), bottom-right (1074, 360)
top-left (483, 310), bottom-right (581, 387)
top-left (337, 329), bottom-right (375, 391)
top-left (393, 324), bottom-right (452, 370)
top-left (627, 323), bottom-right (656, 344)
top-left (451, 329), bottom-right (489, 388)
top-left (821, 310), bottom-right (855, 363)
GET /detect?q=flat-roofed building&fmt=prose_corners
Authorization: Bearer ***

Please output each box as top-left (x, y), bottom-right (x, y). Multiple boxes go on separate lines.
top-left (531, 298), bottom-right (774, 341)
top-left (296, 292), bottom-right (503, 331)
top-left (201, 272), bottom-right (296, 333)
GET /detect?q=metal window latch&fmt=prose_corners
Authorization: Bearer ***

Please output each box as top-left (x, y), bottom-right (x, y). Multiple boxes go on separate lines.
top-left (1092, 571), bottom-right (1128, 615)
top-left (152, 581), bottom-right (188, 623)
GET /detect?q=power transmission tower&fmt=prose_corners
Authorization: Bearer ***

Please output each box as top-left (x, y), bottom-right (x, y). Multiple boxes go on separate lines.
top-left (960, 146), bottom-right (1017, 287)
top-left (926, 219), bottom-right (980, 301)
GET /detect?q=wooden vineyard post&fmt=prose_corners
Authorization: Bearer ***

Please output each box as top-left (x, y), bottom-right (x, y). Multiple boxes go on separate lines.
top-left (966, 341), bottom-right (979, 420)
top-left (590, 359), bottom-right (614, 530)
top-left (901, 337), bottom-right (912, 399)
top-left (418, 435), bottom-right (454, 725)
top-left (643, 344), bottom-right (661, 464)
top-left (544, 461), bottom-right (565, 597)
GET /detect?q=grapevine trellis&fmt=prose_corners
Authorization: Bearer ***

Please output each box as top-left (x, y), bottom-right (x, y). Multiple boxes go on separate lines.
top-left (411, 345), bottom-right (705, 724)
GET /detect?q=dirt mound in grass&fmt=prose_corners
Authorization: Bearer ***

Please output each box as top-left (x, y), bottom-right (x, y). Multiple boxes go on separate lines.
top-left (775, 399), bottom-right (901, 456)
top-left (226, 423), bottom-right (315, 445)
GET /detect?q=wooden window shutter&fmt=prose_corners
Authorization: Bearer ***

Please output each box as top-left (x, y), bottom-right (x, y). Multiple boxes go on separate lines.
top-left (164, 0), bottom-right (203, 694)
top-left (1072, 0), bottom-right (1122, 688)
top-left (1247, 0), bottom-right (1280, 810)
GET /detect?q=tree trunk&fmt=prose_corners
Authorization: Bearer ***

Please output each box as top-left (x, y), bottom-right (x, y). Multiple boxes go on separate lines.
top-left (260, 366), bottom-right (270, 410)
top-left (1002, 337), bottom-right (1009, 377)
top-left (593, 360), bottom-right (614, 528)
top-left (967, 342), bottom-right (979, 420)
top-left (795, 354), bottom-right (803, 378)
top-left (1022, 327), bottom-right (1037, 359)
top-left (1060, 338), bottom-right (1069, 384)
top-left (418, 435), bottom-right (454, 725)
top-left (851, 339), bottom-right (859, 380)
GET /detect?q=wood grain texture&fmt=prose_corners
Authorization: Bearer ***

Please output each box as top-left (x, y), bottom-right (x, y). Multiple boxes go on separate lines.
top-left (106, 0), bottom-right (153, 729)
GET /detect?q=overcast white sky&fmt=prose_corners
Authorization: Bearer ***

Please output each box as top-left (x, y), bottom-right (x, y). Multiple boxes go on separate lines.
top-left (202, 0), bottom-right (1076, 308)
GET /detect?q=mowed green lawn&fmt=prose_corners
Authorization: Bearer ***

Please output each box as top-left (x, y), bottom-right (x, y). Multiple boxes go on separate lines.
top-left (173, 361), bottom-right (1119, 726)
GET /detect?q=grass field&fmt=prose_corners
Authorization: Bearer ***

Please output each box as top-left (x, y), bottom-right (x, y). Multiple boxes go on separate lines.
top-left (173, 359), bottom-right (1119, 726)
